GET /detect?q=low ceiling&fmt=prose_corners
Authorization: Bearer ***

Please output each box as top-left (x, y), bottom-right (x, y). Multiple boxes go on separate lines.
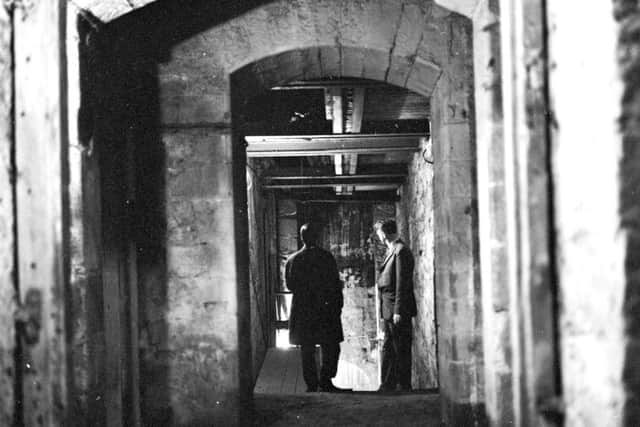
top-left (243, 79), bottom-right (430, 200)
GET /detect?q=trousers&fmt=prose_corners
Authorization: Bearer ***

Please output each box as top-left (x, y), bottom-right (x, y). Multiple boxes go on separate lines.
top-left (380, 318), bottom-right (412, 389)
top-left (300, 342), bottom-right (340, 389)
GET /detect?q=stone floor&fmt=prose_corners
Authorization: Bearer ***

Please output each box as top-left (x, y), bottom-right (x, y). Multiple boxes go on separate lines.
top-left (252, 391), bottom-right (443, 426)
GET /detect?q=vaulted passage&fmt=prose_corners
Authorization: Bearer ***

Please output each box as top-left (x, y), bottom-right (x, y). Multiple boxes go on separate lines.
top-left (69, 2), bottom-right (481, 424)
top-left (0, 1), bottom-right (636, 427)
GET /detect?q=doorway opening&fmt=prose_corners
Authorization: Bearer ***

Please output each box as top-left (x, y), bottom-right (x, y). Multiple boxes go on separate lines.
top-left (235, 76), bottom-right (437, 392)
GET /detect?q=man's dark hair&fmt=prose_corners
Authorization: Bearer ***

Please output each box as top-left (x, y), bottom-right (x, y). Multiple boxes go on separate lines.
top-left (300, 223), bottom-right (320, 245)
top-left (374, 219), bottom-right (397, 235)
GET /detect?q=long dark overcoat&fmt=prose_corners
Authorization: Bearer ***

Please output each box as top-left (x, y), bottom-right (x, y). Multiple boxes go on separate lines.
top-left (285, 245), bottom-right (344, 345)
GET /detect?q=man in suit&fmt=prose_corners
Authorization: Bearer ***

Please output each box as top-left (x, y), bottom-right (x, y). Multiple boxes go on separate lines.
top-left (285, 223), bottom-right (347, 392)
top-left (375, 219), bottom-right (417, 392)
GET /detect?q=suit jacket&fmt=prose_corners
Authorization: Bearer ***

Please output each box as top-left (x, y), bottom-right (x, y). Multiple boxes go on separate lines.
top-left (285, 245), bottom-right (344, 345)
top-left (377, 239), bottom-right (417, 320)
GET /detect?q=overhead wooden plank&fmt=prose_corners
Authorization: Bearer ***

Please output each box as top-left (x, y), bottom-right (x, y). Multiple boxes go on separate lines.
top-left (265, 183), bottom-right (399, 190)
top-left (263, 174), bottom-right (405, 189)
top-left (363, 86), bottom-right (430, 121)
top-left (0, 4), bottom-right (16, 425)
top-left (14, 0), bottom-right (69, 425)
top-left (347, 87), bottom-right (365, 175)
top-left (329, 88), bottom-right (344, 176)
top-left (272, 79), bottom-right (387, 90)
top-left (349, 88), bottom-right (365, 133)
top-left (245, 133), bottom-right (423, 157)
top-left (269, 189), bottom-right (400, 202)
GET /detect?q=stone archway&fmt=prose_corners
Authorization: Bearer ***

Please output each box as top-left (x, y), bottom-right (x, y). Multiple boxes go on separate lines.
top-left (47, 0), bottom-right (481, 425)
top-left (89, 1), bottom-right (481, 424)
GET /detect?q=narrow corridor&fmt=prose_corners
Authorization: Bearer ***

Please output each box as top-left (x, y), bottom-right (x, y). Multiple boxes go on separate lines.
top-left (1, 1), bottom-right (634, 426)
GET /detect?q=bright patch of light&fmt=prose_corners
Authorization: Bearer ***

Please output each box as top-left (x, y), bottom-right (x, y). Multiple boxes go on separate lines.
top-left (276, 329), bottom-right (294, 349)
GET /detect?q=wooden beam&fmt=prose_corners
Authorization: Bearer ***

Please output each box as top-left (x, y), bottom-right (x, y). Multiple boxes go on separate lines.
top-left (270, 189), bottom-right (400, 202)
top-left (329, 88), bottom-right (344, 176)
top-left (263, 174), bottom-right (405, 187)
top-left (265, 183), bottom-right (399, 190)
top-left (14, 0), bottom-right (69, 425)
top-left (347, 87), bottom-right (365, 175)
top-left (350, 88), bottom-right (365, 133)
top-left (245, 133), bottom-right (423, 157)
top-left (272, 79), bottom-right (387, 91)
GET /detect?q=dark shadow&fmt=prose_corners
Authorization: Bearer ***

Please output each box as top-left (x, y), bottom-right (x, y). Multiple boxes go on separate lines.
top-left (84, 2), bottom-right (289, 424)
top-left (108, 0), bottom-right (298, 64)
top-left (75, 14), bottom-right (168, 426)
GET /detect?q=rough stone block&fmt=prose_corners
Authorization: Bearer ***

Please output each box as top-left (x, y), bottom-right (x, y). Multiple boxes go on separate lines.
top-left (448, 361), bottom-right (473, 401)
top-left (167, 164), bottom-right (233, 199)
top-left (443, 123), bottom-right (473, 160)
top-left (488, 184), bottom-right (507, 240)
top-left (167, 199), bottom-right (235, 246)
top-left (164, 129), bottom-right (232, 162)
top-left (168, 244), bottom-right (221, 278)
top-left (300, 47), bottom-right (324, 81)
top-left (406, 58), bottom-right (442, 97)
top-left (489, 246), bottom-right (509, 310)
top-left (490, 311), bottom-right (511, 370)
top-left (319, 45), bottom-right (341, 78)
top-left (160, 93), bottom-right (231, 126)
top-left (341, 46), bottom-right (366, 79)
top-left (386, 55), bottom-right (414, 89)
top-left (447, 160), bottom-right (473, 198)
top-left (362, 48), bottom-right (389, 82)
top-left (351, 0), bottom-right (404, 53)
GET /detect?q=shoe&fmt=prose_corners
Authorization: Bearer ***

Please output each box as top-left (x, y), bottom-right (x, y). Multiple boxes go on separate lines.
top-left (397, 385), bottom-right (412, 392)
top-left (319, 381), bottom-right (352, 393)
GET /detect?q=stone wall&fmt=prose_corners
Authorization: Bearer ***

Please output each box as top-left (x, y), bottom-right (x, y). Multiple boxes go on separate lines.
top-left (105, 0), bottom-right (478, 423)
top-left (430, 12), bottom-right (484, 426)
top-left (246, 164), bottom-right (269, 382)
top-left (157, 128), bottom-right (239, 425)
top-left (470, 1), bottom-right (513, 425)
top-left (398, 136), bottom-right (437, 390)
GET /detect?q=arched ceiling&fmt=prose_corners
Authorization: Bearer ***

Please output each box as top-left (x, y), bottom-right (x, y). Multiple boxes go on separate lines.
top-left (71, 0), bottom-right (481, 23)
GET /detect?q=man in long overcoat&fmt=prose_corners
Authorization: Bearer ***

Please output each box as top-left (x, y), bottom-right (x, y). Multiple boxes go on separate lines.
top-left (375, 219), bottom-right (417, 392)
top-left (285, 223), bottom-right (345, 392)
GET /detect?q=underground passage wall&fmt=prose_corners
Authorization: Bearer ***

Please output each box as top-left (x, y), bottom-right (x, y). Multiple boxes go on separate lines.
top-left (396, 135), bottom-right (438, 391)
top-left (82, 0), bottom-right (486, 424)
top-left (245, 163), bottom-right (273, 383)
